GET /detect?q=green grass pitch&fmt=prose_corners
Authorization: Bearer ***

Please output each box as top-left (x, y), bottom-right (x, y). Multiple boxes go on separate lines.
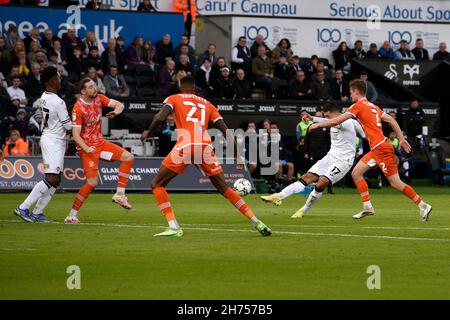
top-left (1, 187), bottom-right (449, 299)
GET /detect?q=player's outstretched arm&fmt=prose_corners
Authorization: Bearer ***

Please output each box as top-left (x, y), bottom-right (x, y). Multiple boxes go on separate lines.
top-left (141, 105), bottom-right (172, 143)
top-left (309, 113), bottom-right (353, 131)
top-left (106, 99), bottom-right (125, 119)
top-left (382, 113), bottom-right (412, 153)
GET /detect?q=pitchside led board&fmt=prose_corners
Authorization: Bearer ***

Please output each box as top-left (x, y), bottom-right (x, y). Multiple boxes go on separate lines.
top-left (0, 6), bottom-right (185, 47)
top-left (0, 157), bottom-right (253, 191)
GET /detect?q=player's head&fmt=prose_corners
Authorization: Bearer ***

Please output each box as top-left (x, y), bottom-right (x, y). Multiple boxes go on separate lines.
top-left (322, 103), bottom-right (341, 118)
top-left (349, 79), bottom-right (367, 102)
top-left (79, 78), bottom-right (98, 99)
top-left (179, 76), bottom-right (196, 94)
top-left (41, 66), bottom-right (61, 91)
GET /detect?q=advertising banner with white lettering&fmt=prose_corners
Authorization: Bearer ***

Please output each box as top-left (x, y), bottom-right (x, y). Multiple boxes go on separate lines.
top-left (0, 6), bottom-right (184, 47)
top-left (232, 16), bottom-right (450, 62)
top-left (37, 1), bottom-right (450, 23)
top-left (0, 157), bottom-right (252, 191)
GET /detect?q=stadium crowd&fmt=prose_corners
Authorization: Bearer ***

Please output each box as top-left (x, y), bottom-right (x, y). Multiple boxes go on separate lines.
top-left (0, 1), bottom-right (447, 186)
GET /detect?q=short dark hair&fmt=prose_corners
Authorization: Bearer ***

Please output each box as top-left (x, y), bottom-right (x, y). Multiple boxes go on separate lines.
top-left (109, 64), bottom-right (118, 71)
top-left (400, 39), bottom-right (408, 44)
top-left (323, 102), bottom-right (340, 113)
top-left (270, 121), bottom-right (278, 127)
top-left (238, 36), bottom-right (246, 42)
top-left (180, 76), bottom-right (195, 86)
top-left (416, 38), bottom-right (423, 42)
top-left (360, 70), bottom-right (368, 76)
top-left (78, 78), bottom-right (92, 93)
top-left (311, 55), bottom-right (319, 60)
top-left (89, 46), bottom-right (99, 51)
top-left (349, 79), bottom-right (367, 95)
top-left (202, 57), bottom-right (211, 64)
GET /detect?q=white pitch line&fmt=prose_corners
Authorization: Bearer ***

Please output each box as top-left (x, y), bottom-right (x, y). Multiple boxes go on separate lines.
top-left (1, 219), bottom-right (450, 243)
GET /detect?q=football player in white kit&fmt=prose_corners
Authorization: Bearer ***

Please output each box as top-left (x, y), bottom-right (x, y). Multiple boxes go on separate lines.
top-left (14, 66), bottom-right (72, 222)
top-left (261, 103), bottom-right (365, 218)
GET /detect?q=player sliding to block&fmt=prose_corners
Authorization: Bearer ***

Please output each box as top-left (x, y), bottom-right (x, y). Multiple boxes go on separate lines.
top-left (308, 79), bottom-right (432, 221)
top-left (14, 67), bottom-right (72, 223)
top-left (64, 79), bottom-right (135, 224)
top-left (261, 103), bottom-right (365, 218)
top-left (141, 76), bottom-right (271, 237)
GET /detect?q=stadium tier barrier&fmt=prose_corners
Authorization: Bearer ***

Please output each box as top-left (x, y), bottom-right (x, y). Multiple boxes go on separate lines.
top-left (0, 157), bottom-right (253, 191)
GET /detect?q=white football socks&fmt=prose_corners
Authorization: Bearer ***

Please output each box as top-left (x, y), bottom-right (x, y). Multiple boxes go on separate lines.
top-left (300, 188), bottom-right (323, 214)
top-left (168, 220), bottom-right (180, 229)
top-left (32, 186), bottom-right (56, 214)
top-left (116, 187), bottom-right (125, 195)
top-left (19, 180), bottom-right (51, 210)
top-left (363, 200), bottom-right (374, 210)
top-left (278, 181), bottom-right (306, 200)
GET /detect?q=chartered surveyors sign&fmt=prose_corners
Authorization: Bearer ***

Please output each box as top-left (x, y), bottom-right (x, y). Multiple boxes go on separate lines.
top-left (0, 157), bottom-right (252, 191)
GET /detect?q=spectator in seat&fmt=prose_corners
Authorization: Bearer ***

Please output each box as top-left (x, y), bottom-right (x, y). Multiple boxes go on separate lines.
top-left (104, 65), bottom-right (129, 98)
top-left (85, 0), bottom-right (101, 9)
top-left (13, 108), bottom-right (29, 139)
top-left (311, 72), bottom-right (332, 101)
top-left (231, 37), bottom-right (251, 77)
top-left (350, 40), bottom-right (366, 60)
top-left (0, 82), bottom-right (12, 145)
top-left (175, 44), bottom-right (196, 70)
top-left (250, 34), bottom-right (271, 59)
top-left (5, 25), bottom-right (20, 50)
top-left (269, 121), bottom-right (294, 182)
top-left (359, 71), bottom-right (378, 103)
top-left (332, 41), bottom-right (351, 72)
top-left (289, 71), bottom-right (312, 100)
top-left (157, 114), bottom-right (176, 156)
top-left (365, 43), bottom-right (382, 60)
top-left (412, 38), bottom-right (429, 60)
top-left (86, 66), bottom-right (106, 94)
top-left (33, 50), bottom-right (48, 69)
top-left (274, 56), bottom-right (291, 82)
top-left (379, 41), bottom-right (396, 60)
top-left (195, 57), bottom-right (213, 97)
top-left (252, 45), bottom-right (275, 92)
top-left (0, 37), bottom-right (10, 76)
top-left (143, 40), bottom-right (157, 68)
top-left (7, 76), bottom-right (28, 108)
top-left (156, 34), bottom-right (174, 65)
top-left (24, 29), bottom-right (41, 54)
top-left (125, 36), bottom-right (145, 66)
top-left (62, 28), bottom-right (85, 58)
top-left (48, 51), bottom-right (68, 78)
top-left (213, 67), bottom-right (234, 99)
top-left (304, 55), bottom-right (319, 80)
top-left (271, 38), bottom-right (293, 65)
top-left (2, 129), bottom-right (30, 156)
top-left (49, 39), bottom-right (67, 66)
top-left (396, 40), bottom-right (414, 60)
top-left (27, 42), bottom-right (42, 65)
top-left (288, 55), bottom-right (303, 78)
top-left (6, 65), bottom-right (23, 86)
top-left (101, 38), bottom-right (124, 73)
top-left (116, 36), bottom-right (126, 57)
top-left (28, 109), bottom-right (44, 136)
top-left (433, 42), bottom-right (450, 62)
top-left (174, 35), bottom-right (195, 62)
top-left (404, 99), bottom-right (426, 138)
top-left (198, 43), bottom-right (217, 67)
top-left (209, 56), bottom-right (228, 86)
top-left (40, 29), bottom-right (59, 53)
top-left (13, 49), bottom-right (30, 78)
top-left (330, 69), bottom-right (350, 103)
top-left (25, 63), bottom-right (44, 104)
top-left (311, 61), bottom-right (331, 81)
top-left (138, 0), bottom-right (157, 12)
top-left (83, 31), bottom-right (104, 57)
top-left (83, 46), bottom-right (103, 77)
top-left (158, 59), bottom-right (176, 97)
top-left (175, 54), bottom-right (194, 76)
top-left (233, 68), bottom-right (252, 99)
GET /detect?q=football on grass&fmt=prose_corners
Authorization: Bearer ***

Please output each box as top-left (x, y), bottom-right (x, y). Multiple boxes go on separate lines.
top-left (233, 178), bottom-right (252, 196)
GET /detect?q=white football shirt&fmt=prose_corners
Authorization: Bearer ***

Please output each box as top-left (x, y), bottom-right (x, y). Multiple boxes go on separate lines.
top-left (38, 91), bottom-right (72, 141)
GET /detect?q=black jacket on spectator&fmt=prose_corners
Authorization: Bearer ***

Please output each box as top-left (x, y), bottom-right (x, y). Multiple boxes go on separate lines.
top-left (364, 51), bottom-right (382, 60)
top-left (62, 33), bottom-right (86, 57)
top-left (274, 63), bottom-right (291, 81)
top-left (433, 51), bottom-right (450, 62)
top-left (137, 2), bottom-right (157, 12)
top-left (332, 49), bottom-right (351, 70)
top-left (350, 48), bottom-right (366, 60)
top-left (101, 48), bottom-right (125, 73)
top-left (176, 62), bottom-right (195, 76)
top-left (412, 48), bottom-right (430, 60)
top-left (83, 53), bottom-right (102, 72)
top-left (25, 73), bottom-right (44, 104)
top-left (233, 78), bottom-right (252, 99)
top-left (231, 45), bottom-right (252, 74)
top-left (195, 67), bottom-right (212, 93)
top-left (67, 55), bottom-right (84, 82)
top-left (155, 40), bottom-right (174, 65)
top-left (213, 76), bottom-right (234, 99)
top-left (289, 79), bottom-right (312, 100)
top-left (311, 79), bottom-right (332, 101)
top-left (405, 107), bottom-right (426, 137)
top-left (330, 78), bottom-right (350, 101)
top-left (305, 127), bottom-right (331, 162)
top-left (0, 86), bottom-right (12, 144)
top-left (209, 64), bottom-right (229, 87)
top-left (40, 36), bottom-right (60, 53)
top-left (288, 64), bottom-right (303, 77)
top-left (158, 68), bottom-right (176, 97)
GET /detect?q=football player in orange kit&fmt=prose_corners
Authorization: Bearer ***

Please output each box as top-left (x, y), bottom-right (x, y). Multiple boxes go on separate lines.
top-left (141, 76), bottom-right (271, 237)
top-left (308, 79), bottom-right (432, 221)
top-left (65, 78), bottom-right (135, 223)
